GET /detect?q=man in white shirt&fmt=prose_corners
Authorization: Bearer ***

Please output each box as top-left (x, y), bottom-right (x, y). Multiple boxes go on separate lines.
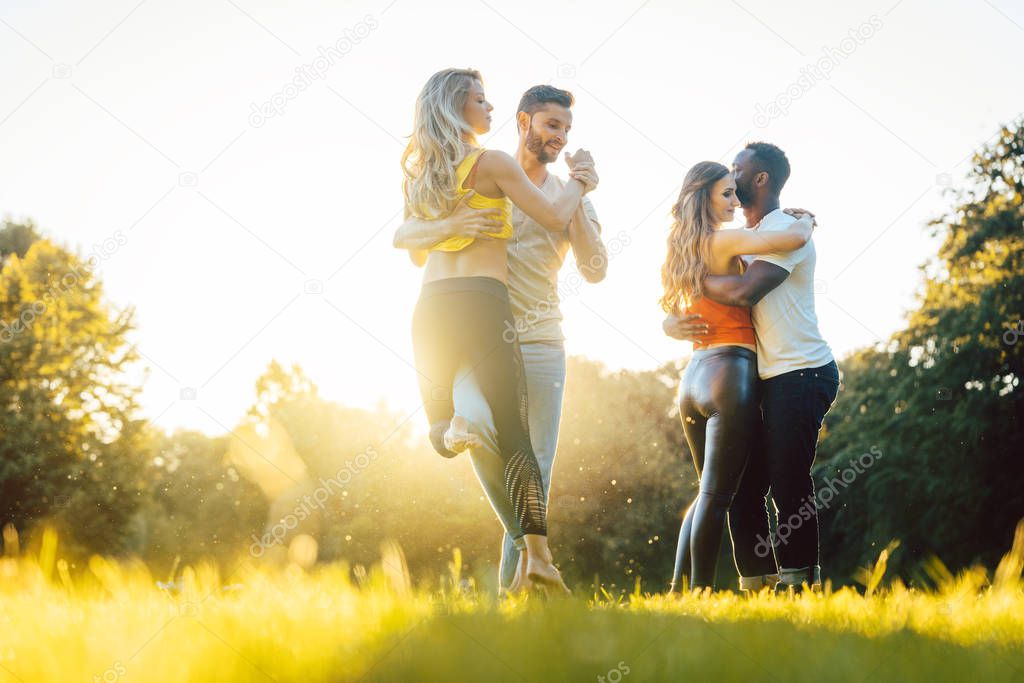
top-left (393, 86), bottom-right (606, 593)
top-left (673, 142), bottom-right (839, 592)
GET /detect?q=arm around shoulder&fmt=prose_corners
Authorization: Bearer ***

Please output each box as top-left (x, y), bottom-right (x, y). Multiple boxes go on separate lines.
top-left (711, 215), bottom-right (813, 259)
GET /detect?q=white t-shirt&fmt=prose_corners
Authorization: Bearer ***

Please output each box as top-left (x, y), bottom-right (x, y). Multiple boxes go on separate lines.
top-left (742, 209), bottom-right (834, 380)
top-left (507, 174), bottom-right (600, 343)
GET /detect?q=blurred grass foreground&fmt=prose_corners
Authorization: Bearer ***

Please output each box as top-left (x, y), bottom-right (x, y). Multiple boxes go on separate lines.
top-left (1, 523), bottom-right (1022, 683)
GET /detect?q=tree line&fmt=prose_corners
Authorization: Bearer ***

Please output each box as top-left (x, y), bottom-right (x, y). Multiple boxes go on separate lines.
top-left (1, 119), bottom-right (1019, 591)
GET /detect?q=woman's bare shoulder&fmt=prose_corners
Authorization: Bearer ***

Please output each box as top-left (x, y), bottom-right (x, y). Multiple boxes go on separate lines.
top-left (476, 148), bottom-right (516, 171)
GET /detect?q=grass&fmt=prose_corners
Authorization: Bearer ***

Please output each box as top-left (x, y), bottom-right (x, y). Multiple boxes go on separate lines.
top-left (1, 530), bottom-right (1023, 682)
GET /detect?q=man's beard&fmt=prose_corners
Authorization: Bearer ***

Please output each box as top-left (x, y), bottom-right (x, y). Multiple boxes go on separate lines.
top-left (735, 183), bottom-right (753, 207)
top-left (525, 128), bottom-right (557, 164)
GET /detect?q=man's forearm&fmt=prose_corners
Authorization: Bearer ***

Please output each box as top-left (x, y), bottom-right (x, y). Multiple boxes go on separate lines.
top-left (568, 204), bottom-right (607, 282)
top-left (393, 216), bottom-right (450, 250)
top-left (704, 261), bottom-right (791, 307)
top-left (703, 274), bottom-right (753, 307)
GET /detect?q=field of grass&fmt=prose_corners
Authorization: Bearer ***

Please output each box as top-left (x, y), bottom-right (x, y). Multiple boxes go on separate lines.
top-left (2, 530), bottom-right (1023, 682)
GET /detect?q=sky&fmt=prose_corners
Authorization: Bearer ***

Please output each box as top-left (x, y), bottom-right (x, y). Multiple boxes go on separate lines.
top-left (1, 0), bottom-right (1022, 437)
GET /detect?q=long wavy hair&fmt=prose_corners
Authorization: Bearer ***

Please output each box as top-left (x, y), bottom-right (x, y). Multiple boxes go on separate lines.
top-left (659, 161), bottom-right (731, 313)
top-left (401, 68), bottom-right (482, 218)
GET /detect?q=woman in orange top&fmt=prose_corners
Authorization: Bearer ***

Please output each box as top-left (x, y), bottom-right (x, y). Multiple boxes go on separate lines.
top-left (659, 161), bottom-right (814, 592)
top-left (402, 68), bottom-right (596, 594)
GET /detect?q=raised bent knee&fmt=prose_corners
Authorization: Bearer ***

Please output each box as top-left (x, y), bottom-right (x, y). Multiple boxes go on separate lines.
top-left (428, 421), bottom-right (458, 458)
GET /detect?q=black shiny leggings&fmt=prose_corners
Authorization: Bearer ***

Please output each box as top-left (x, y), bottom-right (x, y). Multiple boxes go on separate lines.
top-left (411, 276), bottom-right (547, 538)
top-left (671, 346), bottom-right (760, 590)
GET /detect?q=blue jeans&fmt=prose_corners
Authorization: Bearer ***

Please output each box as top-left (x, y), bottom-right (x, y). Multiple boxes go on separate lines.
top-left (453, 341), bottom-right (566, 589)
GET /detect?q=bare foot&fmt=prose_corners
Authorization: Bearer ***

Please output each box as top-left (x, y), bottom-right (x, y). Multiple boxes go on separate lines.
top-left (508, 574), bottom-right (534, 596)
top-left (526, 556), bottom-right (571, 596)
top-left (443, 415), bottom-right (483, 454)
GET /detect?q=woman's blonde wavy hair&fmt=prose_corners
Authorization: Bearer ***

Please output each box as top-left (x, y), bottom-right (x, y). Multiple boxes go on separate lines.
top-left (659, 161), bottom-right (731, 314)
top-left (402, 68), bottom-right (482, 218)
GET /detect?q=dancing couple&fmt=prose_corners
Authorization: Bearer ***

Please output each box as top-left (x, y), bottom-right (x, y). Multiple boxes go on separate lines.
top-left (394, 68), bottom-right (605, 595)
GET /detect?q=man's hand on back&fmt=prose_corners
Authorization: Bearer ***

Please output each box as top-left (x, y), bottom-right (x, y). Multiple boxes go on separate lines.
top-left (446, 191), bottom-right (505, 241)
top-left (783, 207), bottom-right (817, 227)
top-left (663, 313), bottom-right (709, 341)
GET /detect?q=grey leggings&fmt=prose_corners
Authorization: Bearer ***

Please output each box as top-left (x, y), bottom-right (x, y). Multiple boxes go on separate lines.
top-left (411, 276), bottom-right (547, 538)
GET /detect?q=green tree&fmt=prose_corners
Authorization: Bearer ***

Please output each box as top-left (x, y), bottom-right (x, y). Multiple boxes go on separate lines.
top-left (137, 427), bottom-right (267, 573)
top-left (0, 218), bottom-right (43, 259)
top-left (0, 224), bottom-right (145, 555)
top-left (816, 118), bottom-right (1023, 582)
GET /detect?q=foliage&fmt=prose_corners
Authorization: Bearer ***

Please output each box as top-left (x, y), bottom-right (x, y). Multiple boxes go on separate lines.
top-left (0, 225), bottom-right (145, 557)
top-left (815, 118), bottom-right (1024, 582)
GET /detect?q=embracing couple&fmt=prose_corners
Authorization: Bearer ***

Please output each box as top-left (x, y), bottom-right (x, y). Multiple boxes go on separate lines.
top-left (661, 143), bottom-right (840, 594)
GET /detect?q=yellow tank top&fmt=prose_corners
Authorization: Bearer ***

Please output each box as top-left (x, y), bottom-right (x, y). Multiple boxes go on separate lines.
top-left (426, 148), bottom-right (513, 252)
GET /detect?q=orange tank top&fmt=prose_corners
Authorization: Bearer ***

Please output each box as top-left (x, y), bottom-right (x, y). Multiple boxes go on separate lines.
top-left (684, 296), bottom-right (756, 349)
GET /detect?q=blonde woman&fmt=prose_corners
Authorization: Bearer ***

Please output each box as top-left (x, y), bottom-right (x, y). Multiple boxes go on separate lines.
top-left (402, 68), bottom-right (594, 594)
top-left (660, 161), bottom-right (814, 592)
